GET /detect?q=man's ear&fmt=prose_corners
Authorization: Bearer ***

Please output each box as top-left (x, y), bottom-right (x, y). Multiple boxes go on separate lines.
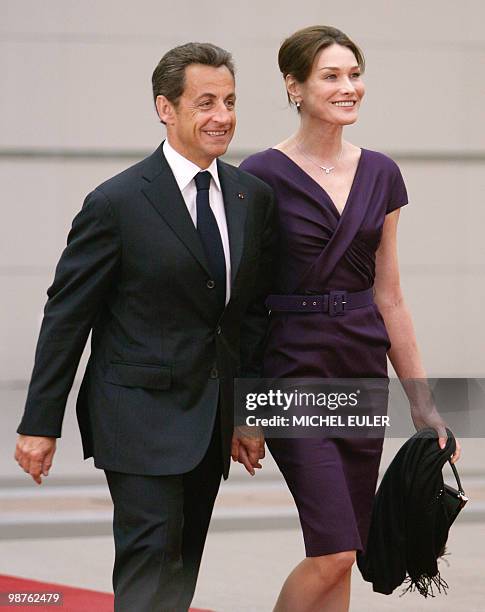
top-left (156, 95), bottom-right (175, 125)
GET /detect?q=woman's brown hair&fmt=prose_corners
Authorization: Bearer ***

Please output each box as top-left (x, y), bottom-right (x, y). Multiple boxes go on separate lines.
top-left (278, 25), bottom-right (365, 108)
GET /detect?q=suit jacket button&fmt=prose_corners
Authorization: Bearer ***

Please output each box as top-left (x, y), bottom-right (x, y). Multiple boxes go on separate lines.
top-left (207, 279), bottom-right (215, 289)
top-left (210, 367), bottom-right (218, 379)
top-left (216, 326), bottom-right (222, 335)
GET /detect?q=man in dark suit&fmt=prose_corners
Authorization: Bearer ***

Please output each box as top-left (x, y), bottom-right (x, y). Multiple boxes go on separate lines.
top-left (15, 42), bottom-right (275, 611)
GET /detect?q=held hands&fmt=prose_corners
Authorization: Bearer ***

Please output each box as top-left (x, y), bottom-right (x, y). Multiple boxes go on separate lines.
top-left (14, 435), bottom-right (57, 484)
top-left (231, 425), bottom-right (265, 476)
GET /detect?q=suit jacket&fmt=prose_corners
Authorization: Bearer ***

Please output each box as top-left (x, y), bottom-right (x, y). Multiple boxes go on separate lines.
top-left (17, 144), bottom-right (276, 478)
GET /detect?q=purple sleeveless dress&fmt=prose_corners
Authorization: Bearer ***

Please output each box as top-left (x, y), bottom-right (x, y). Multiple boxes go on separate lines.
top-left (240, 148), bottom-right (408, 556)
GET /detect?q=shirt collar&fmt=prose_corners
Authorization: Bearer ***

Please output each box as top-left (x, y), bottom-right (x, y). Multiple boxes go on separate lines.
top-left (163, 139), bottom-right (221, 192)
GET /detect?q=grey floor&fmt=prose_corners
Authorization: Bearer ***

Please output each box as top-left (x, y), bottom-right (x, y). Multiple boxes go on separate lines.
top-left (3, 394), bottom-right (485, 611)
top-left (0, 522), bottom-right (483, 612)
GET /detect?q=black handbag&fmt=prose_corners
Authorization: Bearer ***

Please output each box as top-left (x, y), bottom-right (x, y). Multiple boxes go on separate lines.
top-left (433, 459), bottom-right (468, 562)
top-left (402, 449), bottom-right (469, 595)
top-left (442, 460), bottom-right (468, 527)
top-left (358, 429), bottom-right (469, 598)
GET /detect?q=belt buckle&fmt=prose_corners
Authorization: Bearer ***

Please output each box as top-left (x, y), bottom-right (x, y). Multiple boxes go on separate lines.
top-left (329, 290), bottom-right (347, 316)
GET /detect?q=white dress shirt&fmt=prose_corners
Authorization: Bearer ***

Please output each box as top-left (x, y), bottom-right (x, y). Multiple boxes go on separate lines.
top-left (163, 139), bottom-right (231, 304)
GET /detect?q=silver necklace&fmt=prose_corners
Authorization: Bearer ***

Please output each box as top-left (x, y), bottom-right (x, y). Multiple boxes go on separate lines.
top-left (296, 142), bottom-right (343, 174)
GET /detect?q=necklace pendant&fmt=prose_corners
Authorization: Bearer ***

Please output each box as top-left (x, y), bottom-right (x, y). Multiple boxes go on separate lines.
top-left (321, 166), bottom-right (334, 174)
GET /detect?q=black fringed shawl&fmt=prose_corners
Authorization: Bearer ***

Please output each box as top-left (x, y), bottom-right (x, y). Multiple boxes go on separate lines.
top-left (357, 428), bottom-right (458, 597)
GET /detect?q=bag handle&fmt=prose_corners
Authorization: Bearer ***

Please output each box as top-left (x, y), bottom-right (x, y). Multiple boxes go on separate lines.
top-left (448, 459), bottom-right (466, 496)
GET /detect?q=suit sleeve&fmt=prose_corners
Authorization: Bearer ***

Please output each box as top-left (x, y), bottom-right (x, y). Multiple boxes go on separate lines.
top-left (17, 188), bottom-right (121, 437)
top-left (239, 188), bottom-right (277, 378)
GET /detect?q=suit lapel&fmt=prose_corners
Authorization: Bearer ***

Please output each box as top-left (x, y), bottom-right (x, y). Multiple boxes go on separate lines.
top-left (218, 160), bottom-right (247, 286)
top-left (141, 146), bottom-right (249, 290)
top-left (141, 146), bottom-right (212, 277)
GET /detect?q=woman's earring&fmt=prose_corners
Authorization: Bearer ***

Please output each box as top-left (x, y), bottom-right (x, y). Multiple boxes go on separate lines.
top-left (296, 101), bottom-right (301, 109)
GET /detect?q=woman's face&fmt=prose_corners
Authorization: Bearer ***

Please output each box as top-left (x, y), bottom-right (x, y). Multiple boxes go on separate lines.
top-left (290, 43), bottom-right (365, 126)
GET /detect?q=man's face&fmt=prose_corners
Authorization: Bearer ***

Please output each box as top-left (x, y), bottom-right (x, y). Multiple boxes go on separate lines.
top-left (158, 64), bottom-right (236, 168)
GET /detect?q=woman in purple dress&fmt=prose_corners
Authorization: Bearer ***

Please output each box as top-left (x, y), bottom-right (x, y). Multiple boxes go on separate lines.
top-left (240, 26), bottom-right (461, 611)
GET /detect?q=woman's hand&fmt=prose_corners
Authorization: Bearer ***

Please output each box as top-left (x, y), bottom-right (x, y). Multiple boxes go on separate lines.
top-left (409, 402), bottom-right (461, 462)
top-left (450, 437), bottom-right (461, 464)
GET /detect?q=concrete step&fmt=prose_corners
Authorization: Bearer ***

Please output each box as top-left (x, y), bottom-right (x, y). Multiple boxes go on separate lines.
top-left (1, 475), bottom-right (484, 540)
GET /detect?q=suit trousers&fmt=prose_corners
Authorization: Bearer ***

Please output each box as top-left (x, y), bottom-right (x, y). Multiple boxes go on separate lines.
top-left (105, 410), bottom-right (222, 612)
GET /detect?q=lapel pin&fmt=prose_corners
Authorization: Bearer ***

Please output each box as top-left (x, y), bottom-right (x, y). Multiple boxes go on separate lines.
top-left (237, 192), bottom-right (245, 199)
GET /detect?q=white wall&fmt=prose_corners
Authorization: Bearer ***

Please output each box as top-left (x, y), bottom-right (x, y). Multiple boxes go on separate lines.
top-left (1, 0), bottom-right (484, 391)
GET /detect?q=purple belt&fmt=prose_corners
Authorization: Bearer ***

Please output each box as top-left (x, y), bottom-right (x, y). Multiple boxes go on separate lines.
top-left (265, 288), bottom-right (374, 317)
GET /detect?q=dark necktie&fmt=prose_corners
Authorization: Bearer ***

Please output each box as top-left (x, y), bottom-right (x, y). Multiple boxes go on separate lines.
top-left (194, 171), bottom-right (226, 310)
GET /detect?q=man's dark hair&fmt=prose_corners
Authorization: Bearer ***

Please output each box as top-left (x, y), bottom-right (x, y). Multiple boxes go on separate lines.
top-left (152, 42), bottom-right (235, 110)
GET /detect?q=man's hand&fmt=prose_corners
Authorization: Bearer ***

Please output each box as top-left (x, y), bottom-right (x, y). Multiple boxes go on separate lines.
top-left (231, 426), bottom-right (265, 476)
top-left (14, 435), bottom-right (57, 484)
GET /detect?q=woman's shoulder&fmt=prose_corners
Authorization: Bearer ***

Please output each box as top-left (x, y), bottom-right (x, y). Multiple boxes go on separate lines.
top-left (362, 148), bottom-right (408, 210)
top-left (362, 147), bottom-right (403, 176)
top-left (239, 148), bottom-right (283, 183)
